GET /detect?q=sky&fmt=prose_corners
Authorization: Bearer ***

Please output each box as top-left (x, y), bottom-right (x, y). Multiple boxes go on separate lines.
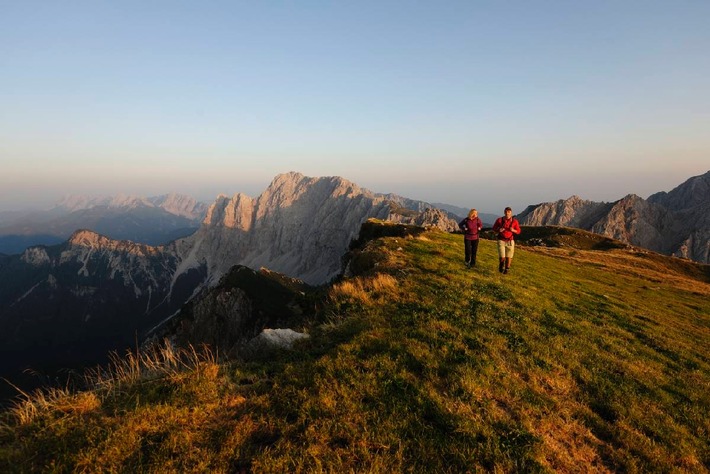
top-left (1, 1), bottom-right (708, 214)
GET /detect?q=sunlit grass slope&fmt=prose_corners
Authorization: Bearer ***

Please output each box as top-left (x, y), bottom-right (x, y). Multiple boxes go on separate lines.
top-left (2, 222), bottom-right (709, 473)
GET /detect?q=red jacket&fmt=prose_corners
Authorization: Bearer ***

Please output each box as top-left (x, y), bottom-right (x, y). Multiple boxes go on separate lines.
top-left (458, 217), bottom-right (482, 240)
top-left (493, 216), bottom-right (521, 241)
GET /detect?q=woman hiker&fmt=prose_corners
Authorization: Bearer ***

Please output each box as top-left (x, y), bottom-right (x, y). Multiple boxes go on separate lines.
top-left (458, 209), bottom-right (483, 268)
top-left (492, 207), bottom-right (521, 274)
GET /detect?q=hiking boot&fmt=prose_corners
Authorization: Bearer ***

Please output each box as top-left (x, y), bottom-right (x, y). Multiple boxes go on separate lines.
top-left (498, 261), bottom-right (504, 273)
top-left (503, 268), bottom-right (508, 274)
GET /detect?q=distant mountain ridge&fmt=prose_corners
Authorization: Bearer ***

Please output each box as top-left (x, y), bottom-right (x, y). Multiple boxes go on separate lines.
top-left (518, 171), bottom-right (710, 263)
top-left (432, 203), bottom-right (499, 226)
top-left (54, 193), bottom-right (208, 220)
top-left (0, 193), bottom-right (209, 255)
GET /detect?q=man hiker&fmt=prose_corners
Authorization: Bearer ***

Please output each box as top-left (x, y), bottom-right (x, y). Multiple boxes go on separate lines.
top-left (458, 209), bottom-right (483, 267)
top-left (492, 207), bottom-right (521, 274)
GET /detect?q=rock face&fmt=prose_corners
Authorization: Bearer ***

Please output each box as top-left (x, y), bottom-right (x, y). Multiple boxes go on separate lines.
top-left (518, 171), bottom-right (710, 263)
top-left (148, 265), bottom-right (309, 358)
top-left (175, 172), bottom-right (458, 285)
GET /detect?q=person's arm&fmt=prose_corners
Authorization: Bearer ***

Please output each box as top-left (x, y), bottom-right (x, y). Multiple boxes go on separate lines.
top-left (512, 219), bottom-right (521, 234)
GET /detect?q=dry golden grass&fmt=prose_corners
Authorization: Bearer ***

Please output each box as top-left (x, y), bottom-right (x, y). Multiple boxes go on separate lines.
top-left (9, 388), bottom-right (101, 425)
top-left (6, 341), bottom-right (217, 427)
top-left (329, 273), bottom-right (399, 305)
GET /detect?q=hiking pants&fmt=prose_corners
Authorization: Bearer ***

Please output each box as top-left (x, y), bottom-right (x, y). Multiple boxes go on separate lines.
top-left (465, 239), bottom-right (479, 264)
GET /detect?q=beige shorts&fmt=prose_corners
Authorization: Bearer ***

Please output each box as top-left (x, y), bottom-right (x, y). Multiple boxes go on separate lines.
top-left (497, 239), bottom-right (515, 258)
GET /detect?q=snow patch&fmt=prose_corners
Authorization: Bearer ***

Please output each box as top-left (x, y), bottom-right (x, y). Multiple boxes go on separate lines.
top-left (252, 328), bottom-right (310, 350)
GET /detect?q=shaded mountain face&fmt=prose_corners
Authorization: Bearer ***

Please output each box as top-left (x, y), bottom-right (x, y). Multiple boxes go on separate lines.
top-left (0, 230), bottom-right (205, 398)
top-left (0, 194), bottom-right (208, 255)
top-left (0, 172), bottom-right (457, 393)
top-left (146, 265), bottom-right (311, 359)
top-left (517, 171), bottom-right (710, 263)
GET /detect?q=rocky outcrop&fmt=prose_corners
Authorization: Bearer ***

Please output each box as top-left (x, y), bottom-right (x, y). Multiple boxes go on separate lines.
top-left (648, 172), bottom-right (710, 211)
top-left (518, 171), bottom-right (710, 263)
top-left (147, 265), bottom-right (309, 358)
top-left (175, 172), bottom-right (457, 285)
top-left (518, 196), bottom-right (612, 228)
top-left (386, 206), bottom-right (458, 232)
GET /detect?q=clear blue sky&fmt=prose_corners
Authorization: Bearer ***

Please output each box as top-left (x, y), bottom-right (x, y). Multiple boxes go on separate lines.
top-left (1, 1), bottom-right (708, 213)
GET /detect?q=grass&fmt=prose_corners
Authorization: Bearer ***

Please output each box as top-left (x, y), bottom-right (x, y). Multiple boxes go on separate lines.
top-left (1, 224), bottom-right (709, 472)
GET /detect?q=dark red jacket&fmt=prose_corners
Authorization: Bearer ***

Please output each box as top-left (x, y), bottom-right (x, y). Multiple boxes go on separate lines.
top-left (459, 217), bottom-right (482, 240)
top-left (493, 216), bottom-right (521, 241)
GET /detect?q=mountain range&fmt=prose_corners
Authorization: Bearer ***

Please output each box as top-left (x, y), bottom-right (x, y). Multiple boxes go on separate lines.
top-left (2, 170), bottom-right (709, 402)
top-left (517, 170), bottom-right (710, 264)
top-left (0, 172), bottom-right (458, 395)
top-left (0, 193), bottom-right (208, 255)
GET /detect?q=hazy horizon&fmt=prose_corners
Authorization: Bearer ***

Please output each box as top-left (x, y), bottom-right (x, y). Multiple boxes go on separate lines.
top-left (1, 168), bottom-right (706, 217)
top-left (2, 2), bottom-right (708, 215)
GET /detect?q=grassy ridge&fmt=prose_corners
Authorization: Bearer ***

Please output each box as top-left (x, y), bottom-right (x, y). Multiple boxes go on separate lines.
top-left (1, 226), bottom-right (709, 472)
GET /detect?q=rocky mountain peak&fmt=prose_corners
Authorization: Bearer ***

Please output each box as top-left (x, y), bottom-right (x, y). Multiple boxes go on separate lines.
top-left (648, 170), bottom-right (710, 211)
top-left (20, 246), bottom-right (51, 266)
top-left (518, 195), bottom-right (610, 228)
top-left (176, 172), bottom-right (457, 285)
top-left (66, 229), bottom-right (163, 257)
top-left (68, 229), bottom-right (106, 247)
top-left (519, 171), bottom-right (710, 263)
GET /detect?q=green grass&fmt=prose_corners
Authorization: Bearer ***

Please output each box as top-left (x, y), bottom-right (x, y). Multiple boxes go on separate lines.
top-left (1, 224), bottom-right (709, 473)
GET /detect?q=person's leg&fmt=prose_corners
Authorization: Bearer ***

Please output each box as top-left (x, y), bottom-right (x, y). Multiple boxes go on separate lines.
top-left (470, 239), bottom-right (479, 266)
top-left (497, 240), bottom-right (505, 272)
top-left (464, 239), bottom-right (472, 266)
top-left (504, 241), bottom-right (515, 273)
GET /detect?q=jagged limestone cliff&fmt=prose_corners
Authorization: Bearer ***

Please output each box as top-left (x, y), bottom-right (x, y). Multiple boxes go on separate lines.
top-left (174, 172), bottom-right (457, 285)
top-left (518, 171), bottom-right (710, 263)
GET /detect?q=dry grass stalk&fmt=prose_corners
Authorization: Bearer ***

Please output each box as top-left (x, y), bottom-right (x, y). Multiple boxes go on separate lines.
top-left (6, 340), bottom-right (216, 425)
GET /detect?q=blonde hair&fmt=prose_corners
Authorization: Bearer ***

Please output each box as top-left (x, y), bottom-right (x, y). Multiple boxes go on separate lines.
top-left (467, 209), bottom-right (478, 219)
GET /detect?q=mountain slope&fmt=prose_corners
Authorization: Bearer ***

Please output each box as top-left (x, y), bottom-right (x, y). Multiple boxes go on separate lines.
top-left (0, 230), bottom-right (204, 396)
top-left (2, 222), bottom-right (708, 472)
top-left (518, 170), bottom-right (710, 263)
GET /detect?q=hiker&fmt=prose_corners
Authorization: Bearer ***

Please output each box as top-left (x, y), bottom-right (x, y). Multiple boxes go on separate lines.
top-left (458, 209), bottom-right (483, 267)
top-left (492, 207), bottom-right (521, 274)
